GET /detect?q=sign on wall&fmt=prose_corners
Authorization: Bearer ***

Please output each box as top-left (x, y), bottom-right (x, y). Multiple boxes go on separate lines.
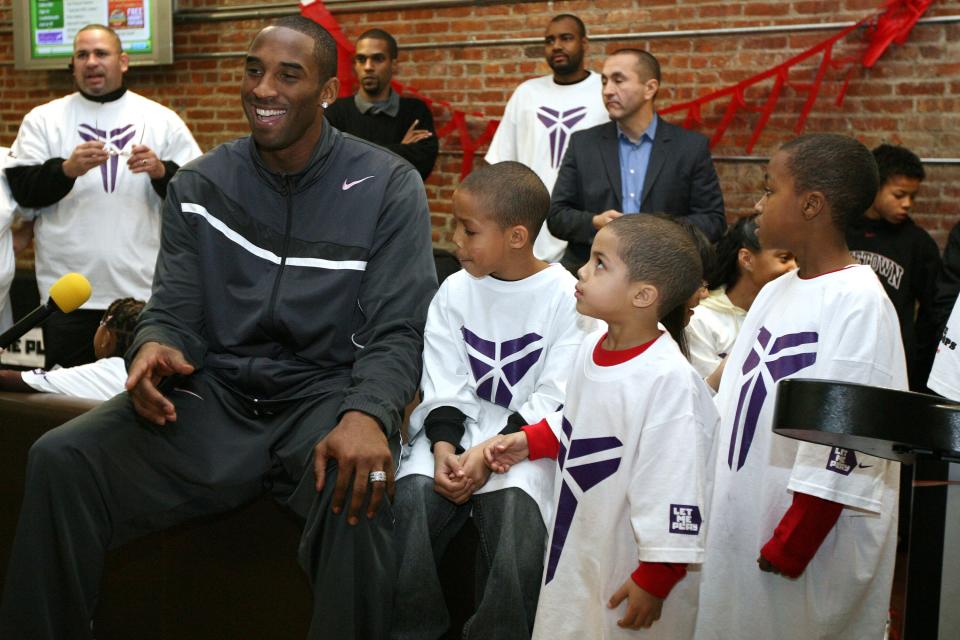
top-left (12, 0), bottom-right (174, 70)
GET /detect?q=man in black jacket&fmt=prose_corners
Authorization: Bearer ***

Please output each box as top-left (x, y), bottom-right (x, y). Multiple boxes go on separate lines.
top-left (548, 49), bottom-right (725, 274)
top-left (325, 28), bottom-right (438, 181)
top-left (0, 17), bottom-right (437, 640)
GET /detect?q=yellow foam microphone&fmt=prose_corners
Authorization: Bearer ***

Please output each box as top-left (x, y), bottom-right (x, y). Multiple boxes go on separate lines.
top-left (48, 272), bottom-right (93, 313)
top-left (0, 273), bottom-right (93, 350)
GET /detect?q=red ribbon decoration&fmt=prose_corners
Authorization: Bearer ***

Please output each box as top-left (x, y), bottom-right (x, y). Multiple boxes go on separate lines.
top-left (300, 0), bottom-right (932, 176)
top-left (661, 0), bottom-right (932, 152)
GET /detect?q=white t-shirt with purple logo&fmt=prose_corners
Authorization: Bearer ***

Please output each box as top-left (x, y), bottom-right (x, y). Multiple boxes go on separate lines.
top-left (0, 148), bottom-right (19, 331)
top-left (697, 265), bottom-right (907, 639)
top-left (485, 73), bottom-right (608, 263)
top-left (398, 264), bottom-right (592, 525)
top-left (7, 91), bottom-right (201, 308)
top-left (929, 295), bottom-right (960, 400)
top-left (533, 331), bottom-right (718, 640)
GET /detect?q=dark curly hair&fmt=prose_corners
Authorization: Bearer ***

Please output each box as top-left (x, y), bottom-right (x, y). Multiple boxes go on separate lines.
top-left (708, 215), bottom-right (761, 291)
top-left (100, 298), bottom-right (145, 357)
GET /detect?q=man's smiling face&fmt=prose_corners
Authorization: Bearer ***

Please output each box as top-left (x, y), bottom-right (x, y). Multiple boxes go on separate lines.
top-left (241, 26), bottom-right (327, 160)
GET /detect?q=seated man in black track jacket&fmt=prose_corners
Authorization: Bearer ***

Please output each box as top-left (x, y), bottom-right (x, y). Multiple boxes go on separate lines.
top-left (325, 28), bottom-right (438, 181)
top-left (0, 16), bottom-right (437, 640)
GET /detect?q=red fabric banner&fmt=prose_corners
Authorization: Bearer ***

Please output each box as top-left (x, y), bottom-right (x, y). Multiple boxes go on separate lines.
top-left (299, 0), bottom-right (933, 177)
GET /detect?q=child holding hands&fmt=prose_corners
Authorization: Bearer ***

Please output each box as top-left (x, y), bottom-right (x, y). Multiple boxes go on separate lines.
top-left (392, 162), bottom-right (592, 639)
top-left (486, 215), bottom-right (718, 638)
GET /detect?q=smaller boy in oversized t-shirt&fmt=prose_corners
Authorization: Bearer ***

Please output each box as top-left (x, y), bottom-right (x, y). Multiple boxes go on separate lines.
top-left (486, 214), bottom-right (718, 639)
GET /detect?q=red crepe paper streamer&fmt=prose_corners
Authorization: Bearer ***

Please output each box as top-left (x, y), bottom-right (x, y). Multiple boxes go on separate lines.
top-left (301, 0), bottom-right (931, 176)
top-left (662, 0), bottom-right (932, 152)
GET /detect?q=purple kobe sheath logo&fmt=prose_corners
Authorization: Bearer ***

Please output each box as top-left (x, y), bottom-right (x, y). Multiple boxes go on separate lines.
top-left (537, 106), bottom-right (588, 169)
top-left (79, 123), bottom-right (137, 192)
top-left (461, 327), bottom-right (543, 408)
top-left (826, 447), bottom-right (857, 475)
top-left (728, 327), bottom-right (818, 471)
top-left (545, 416), bottom-right (622, 584)
top-left (670, 504), bottom-right (702, 535)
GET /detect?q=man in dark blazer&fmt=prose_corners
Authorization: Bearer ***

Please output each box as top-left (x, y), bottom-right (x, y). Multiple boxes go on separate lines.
top-left (548, 48), bottom-right (725, 273)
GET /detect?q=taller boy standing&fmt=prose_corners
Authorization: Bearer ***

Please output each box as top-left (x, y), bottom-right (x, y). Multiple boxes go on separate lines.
top-left (847, 144), bottom-right (940, 391)
top-left (696, 134), bottom-right (907, 639)
top-left (392, 162), bottom-right (591, 639)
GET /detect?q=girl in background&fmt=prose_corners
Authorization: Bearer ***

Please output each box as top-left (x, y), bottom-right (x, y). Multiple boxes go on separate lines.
top-left (686, 216), bottom-right (796, 380)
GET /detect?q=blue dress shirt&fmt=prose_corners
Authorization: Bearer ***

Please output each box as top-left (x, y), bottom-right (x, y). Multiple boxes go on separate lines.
top-left (618, 115), bottom-right (658, 214)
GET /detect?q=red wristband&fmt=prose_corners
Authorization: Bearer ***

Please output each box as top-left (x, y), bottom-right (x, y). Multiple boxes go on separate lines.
top-left (760, 492), bottom-right (843, 578)
top-left (522, 419), bottom-right (560, 460)
top-left (631, 562), bottom-right (688, 599)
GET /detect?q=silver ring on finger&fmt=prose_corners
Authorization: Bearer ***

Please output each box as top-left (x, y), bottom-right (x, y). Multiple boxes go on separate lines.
top-left (368, 470), bottom-right (387, 483)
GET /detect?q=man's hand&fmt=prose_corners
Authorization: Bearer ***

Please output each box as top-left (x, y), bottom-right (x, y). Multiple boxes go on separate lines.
top-left (401, 119), bottom-right (433, 145)
top-left (608, 578), bottom-right (664, 630)
top-left (127, 144), bottom-right (166, 180)
top-left (63, 141), bottom-right (109, 178)
top-left (433, 442), bottom-right (473, 503)
top-left (314, 411), bottom-right (394, 525)
top-left (592, 209), bottom-right (624, 230)
top-left (125, 341), bottom-right (195, 425)
top-left (483, 431), bottom-right (529, 474)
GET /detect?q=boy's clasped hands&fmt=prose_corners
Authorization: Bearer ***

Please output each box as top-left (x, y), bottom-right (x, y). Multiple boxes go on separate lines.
top-left (432, 430), bottom-right (537, 504)
top-left (431, 440), bottom-right (494, 504)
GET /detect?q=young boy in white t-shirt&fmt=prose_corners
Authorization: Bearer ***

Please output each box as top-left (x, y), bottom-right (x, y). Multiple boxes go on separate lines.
top-left (696, 134), bottom-right (908, 639)
top-left (485, 215), bottom-right (718, 639)
top-left (391, 162), bottom-right (592, 639)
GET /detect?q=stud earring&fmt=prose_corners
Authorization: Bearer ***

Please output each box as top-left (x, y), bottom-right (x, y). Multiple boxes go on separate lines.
top-left (322, 101), bottom-right (329, 109)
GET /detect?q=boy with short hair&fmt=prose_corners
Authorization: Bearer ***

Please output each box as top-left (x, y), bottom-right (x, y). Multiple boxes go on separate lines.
top-left (696, 134), bottom-right (907, 639)
top-left (485, 214), bottom-right (718, 639)
top-left (391, 161), bottom-right (592, 639)
top-left (847, 143), bottom-right (940, 390)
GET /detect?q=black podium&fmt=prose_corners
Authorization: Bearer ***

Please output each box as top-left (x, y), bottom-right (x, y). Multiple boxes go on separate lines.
top-left (773, 379), bottom-right (960, 639)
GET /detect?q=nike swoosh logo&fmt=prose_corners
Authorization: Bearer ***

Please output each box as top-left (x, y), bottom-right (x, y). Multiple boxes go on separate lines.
top-left (857, 464), bottom-right (873, 469)
top-left (342, 175), bottom-right (375, 190)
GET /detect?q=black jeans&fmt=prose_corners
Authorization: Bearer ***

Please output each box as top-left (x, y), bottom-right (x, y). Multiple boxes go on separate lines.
top-left (0, 372), bottom-right (398, 640)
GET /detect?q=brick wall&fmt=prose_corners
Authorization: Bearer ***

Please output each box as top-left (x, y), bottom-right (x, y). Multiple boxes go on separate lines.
top-left (1, 0), bottom-right (957, 251)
